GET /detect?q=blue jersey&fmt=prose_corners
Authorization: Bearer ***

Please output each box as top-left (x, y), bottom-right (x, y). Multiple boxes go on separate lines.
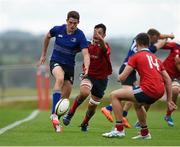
top-left (123, 39), bottom-right (157, 65)
top-left (50, 24), bottom-right (88, 67)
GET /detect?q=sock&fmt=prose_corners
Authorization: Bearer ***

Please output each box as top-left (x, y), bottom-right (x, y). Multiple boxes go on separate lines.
top-left (69, 96), bottom-right (83, 115)
top-left (52, 91), bottom-right (61, 114)
top-left (166, 110), bottom-right (173, 117)
top-left (82, 109), bottom-right (95, 125)
top-left (106, 104), bottom-right (112, 111)
top-left (141, 126), bottom-right (149, 136)
top-left (122, 111), bottom-right (128, 117)
top-left (115, 121), bottom-right (123, 131)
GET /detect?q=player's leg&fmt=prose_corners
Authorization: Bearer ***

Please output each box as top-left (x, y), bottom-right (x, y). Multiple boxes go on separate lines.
top-left (122, 101), bottom-right (132, 128)
top-left (80, 78), bottom-right (108, 131)
top-left (102, 86), bottom-right (136, 138)
top-left (164, 79), bottom-right (180, 126)
top-left (131, 86), bottom-right (156, 139)
top-left (132, 103), bottom-right (151, 139)
top-left (63, 78), bottom-right (92, 126)
top-left (50, 62), bottom-right (65, 132)
top-left (134, 104), bottom-right (150, 128)
top-left (101, 104), bottom-right (113, 122)
top-left (61, 80), bottom-right (72, 98)
top-left (80, 96), bottom-right (99, 131)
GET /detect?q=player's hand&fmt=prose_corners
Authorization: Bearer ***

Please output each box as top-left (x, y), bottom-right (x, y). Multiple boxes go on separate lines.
top-left (169, 33), bottom-right (175, 39)
top-left (83, 67), bottom-right (89, 77)
top-left (167, 100), bottom-right (177, 111)
top-left (37, 55), bottom-right (46, 66)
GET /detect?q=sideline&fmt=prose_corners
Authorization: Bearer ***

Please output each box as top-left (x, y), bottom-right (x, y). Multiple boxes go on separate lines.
top-left (0, 110), bottom-right (39, 135)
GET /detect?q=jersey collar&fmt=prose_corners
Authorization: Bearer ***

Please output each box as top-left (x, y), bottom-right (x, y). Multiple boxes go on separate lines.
top-left (140, 48), bottom-right (150, 52)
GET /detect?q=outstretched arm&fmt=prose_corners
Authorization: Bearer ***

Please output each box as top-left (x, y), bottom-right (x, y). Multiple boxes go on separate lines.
top-left (38, 32), bottom-right (51, 65)
top-left (160, 33), bottom-right (174, 40)
top-left (154, 39), bottom-right (167, 50)
top-left (95, 29), bottom-right (107, 52)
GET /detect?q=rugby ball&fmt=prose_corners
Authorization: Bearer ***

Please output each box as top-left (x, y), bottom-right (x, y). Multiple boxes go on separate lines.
top-left (55, 98), bottom-right (70, 116)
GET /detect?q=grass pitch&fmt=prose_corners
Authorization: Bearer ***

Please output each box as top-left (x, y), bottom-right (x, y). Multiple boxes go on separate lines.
top-left (0, 100), bottom-right (180, 146)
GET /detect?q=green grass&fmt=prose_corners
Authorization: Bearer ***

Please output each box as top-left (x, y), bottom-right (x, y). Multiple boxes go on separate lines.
top-left (0, 100), bottom-right (180, 146)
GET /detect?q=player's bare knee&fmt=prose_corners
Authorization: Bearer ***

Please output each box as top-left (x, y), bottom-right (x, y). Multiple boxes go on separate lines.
top-left (80, 79), bottom-right (92, 90)
top-left (56, 76), bottom-right (64, 84)
top-left (110, 91), bottom-right (118, 100)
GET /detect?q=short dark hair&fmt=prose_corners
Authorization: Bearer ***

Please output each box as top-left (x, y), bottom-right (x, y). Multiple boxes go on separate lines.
top-left (135, 33), bottom-right (150, 47)
top-left (147, 28), bottom-right (160, 37)
top-left (94, 23), bottom-right (106, 34)
top-left (67, 11), bottom-right (80, 20)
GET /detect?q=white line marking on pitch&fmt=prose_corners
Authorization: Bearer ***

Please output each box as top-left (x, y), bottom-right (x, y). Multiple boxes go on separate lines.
top-left (0, 110), bottom-right (39, 135)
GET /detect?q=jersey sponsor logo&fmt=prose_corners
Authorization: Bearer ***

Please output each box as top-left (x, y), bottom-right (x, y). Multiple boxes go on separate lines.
top-left (90, 55), bottom-right (98, 59)
top-left (71, 38), bottom-right (77, 43)
top-left (58, 34), bottom-right (63, 38)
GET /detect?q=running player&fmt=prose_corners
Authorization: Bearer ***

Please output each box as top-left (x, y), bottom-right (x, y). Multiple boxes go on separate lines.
top-left (38, 11), bottom-right (90, 132)
top-left (102, 32), bottom-right (177, 139)
top-left (63, 23), bottom-right (112, 131)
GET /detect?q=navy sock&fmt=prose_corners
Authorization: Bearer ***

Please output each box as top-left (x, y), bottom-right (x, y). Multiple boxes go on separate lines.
top-left (122, 111), bottom-right (128, 117)
top-left (106, 104), bottom-right (112, 111)
top-left (52, 91), bottom-right (61, 114)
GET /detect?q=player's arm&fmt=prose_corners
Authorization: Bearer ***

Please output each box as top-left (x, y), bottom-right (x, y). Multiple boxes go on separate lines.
top-left (82, 48), bottom-right (90, 76)
top-left (38, 32), bottom-right (52, 65)
top-left (175, 54), bottom-right (180, 71)
top-left (118, 65), bottom-right (134, 82)
top-left (160, 33), bottom-right (174, 40)
top-left (95, 30), bottom-right (107, 52)
top-left (161, 70), bottom-right (177, 111)
top-left (154, 39), bottom-right (167, 50)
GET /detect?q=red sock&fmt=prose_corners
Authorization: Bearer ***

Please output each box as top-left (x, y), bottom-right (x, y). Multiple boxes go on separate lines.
top-left (82, 115), bottom-right (89, 125)
top-left (69, 97), bottom-right (80, 115)
top-left (166, 110), bottom-right (173, 117)
top-left (141, 128), bottom-right (149, 136)
top-left (115, 123), bottom-right (124, 132)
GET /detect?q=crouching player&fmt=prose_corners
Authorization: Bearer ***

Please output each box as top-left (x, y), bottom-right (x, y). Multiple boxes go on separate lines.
top-left (102, 33), bottom-right (177, 139)
top-left (63, 23), bottom-right (112, 131)
top-left (163, 42), bottom-right (180, 126)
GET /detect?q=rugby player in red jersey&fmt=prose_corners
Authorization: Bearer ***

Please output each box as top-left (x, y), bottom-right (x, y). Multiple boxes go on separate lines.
top-left (102, 33), bottom-right (177, 139)
top-left (63, 23), bottom-right (112, 131)
top-left (162, 42), bottom-right (180, 126)
top-left (101, 29), bottom-right (174, 128)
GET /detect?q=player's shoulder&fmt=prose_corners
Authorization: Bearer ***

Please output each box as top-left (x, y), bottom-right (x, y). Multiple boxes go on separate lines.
top-left (50, 24), bottom-right (65, 32)
top-left (53, 24), bottom-right (65, 29)
top-left (75, 27), bottom-right (85, 36)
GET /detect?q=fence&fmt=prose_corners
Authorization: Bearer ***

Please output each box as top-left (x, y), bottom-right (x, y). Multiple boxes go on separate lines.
top-left (0, 64), bottom-right (51, 109)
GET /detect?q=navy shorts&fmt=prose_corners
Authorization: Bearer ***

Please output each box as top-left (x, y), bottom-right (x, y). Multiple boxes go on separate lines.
top-left (133, 86), bottom-right (157, 105)
top-left (119, 64), bottom-right (137, 86)
top-left (87, 76), bottom-right (108, 99)
top-left (50, 60), bottom-right (74, 84)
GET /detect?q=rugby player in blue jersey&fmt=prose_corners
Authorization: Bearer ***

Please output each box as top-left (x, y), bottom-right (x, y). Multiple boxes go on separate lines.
top-left (101, 29), bottom-right (174, 128)
top-left (38, 11), bottom-right (90, 132)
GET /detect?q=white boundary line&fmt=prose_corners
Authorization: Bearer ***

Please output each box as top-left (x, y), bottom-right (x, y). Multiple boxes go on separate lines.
top-left (0, 110), bottom-right (39, 135)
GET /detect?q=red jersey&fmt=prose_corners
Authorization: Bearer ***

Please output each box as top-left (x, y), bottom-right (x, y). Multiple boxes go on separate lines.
top-left (128, 49), bottom-right (165, 99)
top-left (86, 42), bottom-right (112, 79)
top-left (162, 42), bottom-right (180, 79)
